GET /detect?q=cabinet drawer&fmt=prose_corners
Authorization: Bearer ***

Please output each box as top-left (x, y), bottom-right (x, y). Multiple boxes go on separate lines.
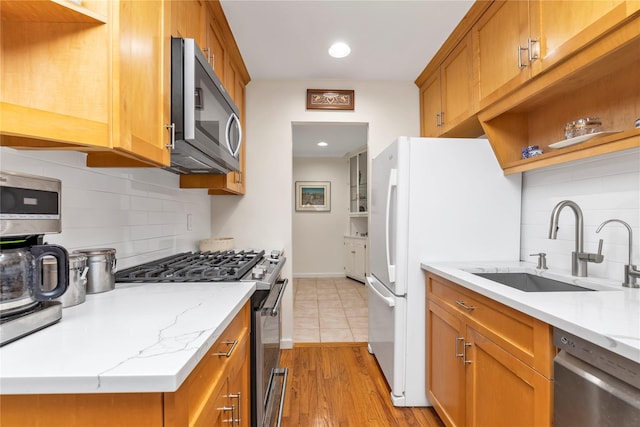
top-left (174, 302), bottom-right (250, 424)
top-left (426, 273), bottom-right (553, 377)
top-left (192, 333), bottom-right (250, 427)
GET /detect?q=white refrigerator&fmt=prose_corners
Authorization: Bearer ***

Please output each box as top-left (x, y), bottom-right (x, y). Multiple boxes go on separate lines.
top-left (367, 136), bottom-right (522, 406)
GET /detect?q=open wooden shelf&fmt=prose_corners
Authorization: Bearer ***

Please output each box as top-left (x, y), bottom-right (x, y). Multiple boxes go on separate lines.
top-left (479, 12), bottom-right (640, 174)
top-left (500, 129), bottom-right (640, 175)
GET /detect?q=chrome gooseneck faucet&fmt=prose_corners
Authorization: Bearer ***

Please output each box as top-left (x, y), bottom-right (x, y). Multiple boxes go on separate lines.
top-left (596, 219), bottom-right (640, 288)
top-left (548, 200), bottom-right (603, 277)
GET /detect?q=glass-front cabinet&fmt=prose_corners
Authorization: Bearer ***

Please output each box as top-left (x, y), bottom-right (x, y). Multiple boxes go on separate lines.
top-left (349, 151), bottom-right (367, 215)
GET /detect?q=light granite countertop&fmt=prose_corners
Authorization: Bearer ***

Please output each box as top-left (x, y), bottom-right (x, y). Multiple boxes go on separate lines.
top-left (421, 261), bottom-right (640, 363)
top-left (0, 281), bottom-right (255, 395)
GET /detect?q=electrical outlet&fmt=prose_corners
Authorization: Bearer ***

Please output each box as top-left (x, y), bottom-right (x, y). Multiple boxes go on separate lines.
top-left (187, 213), bottom-right (193, 231)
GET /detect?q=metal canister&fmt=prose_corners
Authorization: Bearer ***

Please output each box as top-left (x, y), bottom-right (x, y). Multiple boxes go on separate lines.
top-left (43, 253), bottom-right (88, 307)
top-left (72, 248), bottom-right (117, 294)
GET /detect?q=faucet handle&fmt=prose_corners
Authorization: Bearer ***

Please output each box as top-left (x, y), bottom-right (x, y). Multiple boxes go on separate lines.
top-left (530, 253), bottom-right (548, 270)
top-left (593, 239), bottom-right (604, 263)
top-left (579, 239), bottom-right (605, 263)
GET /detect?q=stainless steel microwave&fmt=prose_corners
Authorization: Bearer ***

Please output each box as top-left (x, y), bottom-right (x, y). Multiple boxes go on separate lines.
top-left (168, 37), bottom-right (242, 175)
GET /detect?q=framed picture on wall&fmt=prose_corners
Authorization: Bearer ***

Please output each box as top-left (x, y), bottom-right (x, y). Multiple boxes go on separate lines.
top-left (295, 181), bottom-right (331, 212)
top-left (306, 89), bottom-right (354, 110)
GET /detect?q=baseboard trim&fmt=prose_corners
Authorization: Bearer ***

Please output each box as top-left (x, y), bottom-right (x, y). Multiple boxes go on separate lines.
top-left (292, 342), bottom-right (368, 348)
top-left (293, 273), bottom-right (346, 278)
top-left (280, 337), bottom-right (294, 349)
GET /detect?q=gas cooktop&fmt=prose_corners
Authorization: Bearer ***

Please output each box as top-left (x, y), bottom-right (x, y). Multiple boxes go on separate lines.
top-left (115, 250), bottom-right (265, 283)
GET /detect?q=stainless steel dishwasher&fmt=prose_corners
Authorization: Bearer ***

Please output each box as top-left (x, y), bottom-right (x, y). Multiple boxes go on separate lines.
top-left (554, 328), bottom-right (640, 426)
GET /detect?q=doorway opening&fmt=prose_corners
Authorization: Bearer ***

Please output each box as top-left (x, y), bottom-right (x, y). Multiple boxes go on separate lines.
top-left (291, 121), bottom-right (369, 343)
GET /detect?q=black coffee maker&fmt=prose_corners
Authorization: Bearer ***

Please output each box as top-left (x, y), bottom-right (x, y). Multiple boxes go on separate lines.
top-left (0, 171), bottom-right (69, 346)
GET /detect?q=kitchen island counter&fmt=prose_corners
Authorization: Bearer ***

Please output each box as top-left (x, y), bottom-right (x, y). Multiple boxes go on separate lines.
top-left (0, 281), bottom-right (255, 395)
top-left (422, 262), bottom-right (640, 363)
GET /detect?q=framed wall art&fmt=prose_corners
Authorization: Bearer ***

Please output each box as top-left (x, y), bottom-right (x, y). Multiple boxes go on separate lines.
top-left (295, 181), bottom-right (331, 212)
top-left (306, 89), bottom-right (354, 110)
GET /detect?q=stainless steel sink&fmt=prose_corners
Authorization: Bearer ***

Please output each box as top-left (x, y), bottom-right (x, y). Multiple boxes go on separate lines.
top-left (473, 272), bottom-right (595, 292)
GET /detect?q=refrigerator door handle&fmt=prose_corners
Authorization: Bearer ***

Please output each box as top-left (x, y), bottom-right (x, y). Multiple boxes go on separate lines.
top-left (386, 168), bottom-right (397, 283)
top-left (367, 276), bottom-right (395, 307)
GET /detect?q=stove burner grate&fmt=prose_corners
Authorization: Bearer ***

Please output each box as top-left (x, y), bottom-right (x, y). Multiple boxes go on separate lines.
top-left (115, 250), bottom-right (265, 283)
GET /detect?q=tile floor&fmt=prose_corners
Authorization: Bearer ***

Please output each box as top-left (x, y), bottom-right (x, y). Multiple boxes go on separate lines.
top-left (293, 276), bottom-right (368, 343)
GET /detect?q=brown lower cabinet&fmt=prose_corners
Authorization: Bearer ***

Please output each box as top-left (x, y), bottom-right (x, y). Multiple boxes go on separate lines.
top-left (0, 302), bottom-right (251, 427)
top-left (425, 272), bottom-right (554, 427)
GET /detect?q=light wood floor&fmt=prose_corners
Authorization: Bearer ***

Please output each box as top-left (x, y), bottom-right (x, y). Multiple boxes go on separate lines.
top-left (280, 343), bottom-right (445, 427)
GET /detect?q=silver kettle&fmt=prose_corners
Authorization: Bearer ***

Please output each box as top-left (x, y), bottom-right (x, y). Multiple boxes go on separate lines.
top-left (0, 241), bottom-right (69, 317)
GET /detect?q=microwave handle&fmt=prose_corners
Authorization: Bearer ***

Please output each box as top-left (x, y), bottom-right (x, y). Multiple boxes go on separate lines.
top-left (225, 113), bottom-right (243, 158)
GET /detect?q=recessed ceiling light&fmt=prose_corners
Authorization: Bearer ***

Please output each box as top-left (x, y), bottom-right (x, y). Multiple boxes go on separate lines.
top-left (317, 141), bottom-right (328, 147)
top-left (328, 42), bottom-right (351, 58)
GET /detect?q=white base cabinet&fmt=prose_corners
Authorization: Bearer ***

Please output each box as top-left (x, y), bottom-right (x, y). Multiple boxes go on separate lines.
top-left (344, 236), bottom-right (368, 283)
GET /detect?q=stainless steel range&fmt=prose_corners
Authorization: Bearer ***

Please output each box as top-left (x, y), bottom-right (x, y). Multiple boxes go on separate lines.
top-left (115, 248), bottom-right (288, 427)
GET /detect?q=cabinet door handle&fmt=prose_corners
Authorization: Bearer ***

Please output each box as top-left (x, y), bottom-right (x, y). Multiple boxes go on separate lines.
top-left (228, 392), bottom-right (241, 425)
top-left (528, 37), bottom-right (539, 61)
top-left (202, 47), bottom-right (212, 65)
top-left (218, 405), bottom-right (234, 425)
top-left (164, 123), bottom-right (175, 150)
top-left (517, 45), bottom-right (529, 69)
top-left (455, 337), bottom-right (465, 359)
top-left (440, 111), bottom-right (445, 126)
top-left (455, 300), bottom-right (475, 311)
top-left (213, 339), bottom-right (238, 357)
top-left (463, 342), bottom-right (472, 364)
top-left (435, 113), bottom-right (441, 127)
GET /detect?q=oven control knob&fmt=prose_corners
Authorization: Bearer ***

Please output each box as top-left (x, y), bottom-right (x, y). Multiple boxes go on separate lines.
top-left (270, 250), bottom-right (280, 259)
top-left (252, 266), bottom-right (266, 279)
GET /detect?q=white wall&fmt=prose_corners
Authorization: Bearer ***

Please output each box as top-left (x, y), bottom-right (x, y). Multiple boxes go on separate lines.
top-left (521, 148), bottom-right (640, 283)
top-left (292, 156), bottom-right (348, 277)
top-left (0, 148), bottom-right (211, 269)
top-left (210, 79), bottom-right (420, 348)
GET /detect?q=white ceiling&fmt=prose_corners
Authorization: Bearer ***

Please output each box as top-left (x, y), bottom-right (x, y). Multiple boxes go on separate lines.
top-left (219, 0), bottom-right (474, 157)
top-left (292, 122), bottom-right (368, 157)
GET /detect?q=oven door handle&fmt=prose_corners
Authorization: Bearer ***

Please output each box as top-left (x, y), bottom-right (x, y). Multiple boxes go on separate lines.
top-left (275, 368), bottom-right (288, 427)
top-left (271, 278), bottom-right (288, 317)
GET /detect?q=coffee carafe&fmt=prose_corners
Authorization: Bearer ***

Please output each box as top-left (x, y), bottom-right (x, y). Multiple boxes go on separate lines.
top-left (0, 236), bottom-right (69, 317)
top-left (0, 170), bottom-right (68, 346)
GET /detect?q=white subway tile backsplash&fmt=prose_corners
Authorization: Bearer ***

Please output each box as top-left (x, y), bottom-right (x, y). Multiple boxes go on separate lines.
top-left (130, 195), bottom-right (163, 212)
top-left (1, 148), bottom-right (211, 268)
top-left (3, 143), bottom-right (636, 285)
top-left (521, 148), bottom-right (640, 283)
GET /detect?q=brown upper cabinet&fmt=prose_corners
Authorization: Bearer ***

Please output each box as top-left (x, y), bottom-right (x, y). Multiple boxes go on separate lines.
top-left (416, 3), bottom-right (490, 138)
top-left (473, 0), bottom-right (532, 108)
top-left (530, 0), bottom-right (634, 74)
top-left (87, 0), bottom-right (172, 168)
top-left (416, 0), bottom-right (640, 173)
top-left (178, 0), bottom-right (249, 195)
top-left (0, 1), bottom-right (112, 156)
top-left (1, 0), bottom-right (249, 194)
top-left (171, 0), bottom-right (203, 42)
top-left (474, 0), bottom-right (638, 109)
top-left (418, 34), bottom-right (482, 137)
top-left (1, 0), bottom-right (172, 168)
top-left (203, 7), bottom-right (226, 81)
